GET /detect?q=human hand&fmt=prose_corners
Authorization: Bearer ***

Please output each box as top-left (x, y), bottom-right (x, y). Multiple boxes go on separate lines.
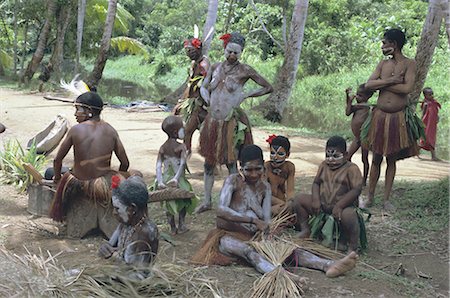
top-left (157, 182), bottom-right (167, 189)
top-left (389, 72), bottom-right (404, 84)
top-left (345, 87), bottom-right (352, 95)
top-left (332, 205), bottom-right (343, 221)
top-left (98, 242), bottom-right (117, 259)
top-left (253, 218), bottom-right (269, 232)
top-left (311, 199), bottom-right (321, 215)
top-left (166, 178), bottom-right (178, 188)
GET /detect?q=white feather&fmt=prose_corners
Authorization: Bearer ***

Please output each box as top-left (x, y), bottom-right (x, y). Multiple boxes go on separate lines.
top-left (203, 26), bottom-right (215, 43)
top-left (194, 24), bottom-right (199, 39)
top-left (60, 74), bottom-right (90, 97)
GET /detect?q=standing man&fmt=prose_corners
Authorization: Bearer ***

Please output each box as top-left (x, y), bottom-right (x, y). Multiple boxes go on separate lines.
top-left (50, 91), bottom-right (131, 238)
top-left (195, 32), bottom-right (273, 213)
top-left (362, 29), bottom-right (418, 211)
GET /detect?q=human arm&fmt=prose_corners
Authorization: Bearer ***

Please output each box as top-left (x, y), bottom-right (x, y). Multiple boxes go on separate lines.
top-left (383, 60), bottom-right (416, 94)
top-left (98, 225), bottom-right (120, 258)
top-left (311, 163), bottom-right (324, 214)
top-left (167, 146), bottom-right (187, 187)
top-left (200, 64), bottom-right (214, 104)
top-left (364, 60), bottom-right (404, 91)
top-left (53, 129), bottom-right (73, 182)
top-left (114, 134), bottom-right (129, 172)
top-left (155, 150), bottom-right (166, 189)
top-left (332, 165), bottom-right (362, 220)
top-left (345, 88), bottom-right (354, 116)
top-left (239, 65), bottom-right (273, 104)
top-left (286, 163), bottom-right (296, 201)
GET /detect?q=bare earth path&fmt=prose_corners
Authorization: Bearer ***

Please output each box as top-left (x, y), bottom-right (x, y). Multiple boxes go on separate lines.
top-left (0, 88), bottom-right (448, 297)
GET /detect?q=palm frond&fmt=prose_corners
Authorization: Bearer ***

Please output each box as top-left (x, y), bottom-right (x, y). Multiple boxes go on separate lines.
top-left (111, 37), bottom-right (149, 58)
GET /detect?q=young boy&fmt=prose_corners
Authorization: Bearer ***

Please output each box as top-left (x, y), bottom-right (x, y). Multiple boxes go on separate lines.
top-left (265, 135), bottom-right (296, 216)
top-left (296, 136), bottom-right (363, 252)
top-left (420, 87), bottom-right (441, 161)
top-left (154, 115), bottom-right (197, 234)
top-left (345, 85), bottom-right (374, 185)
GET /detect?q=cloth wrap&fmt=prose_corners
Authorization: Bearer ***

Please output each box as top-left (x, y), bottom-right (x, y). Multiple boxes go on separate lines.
top-left (361, 108), bottom-right (419, 159)
top-left (420, 99), bottom-right (441, 151)
top-left (199, 108), bottom-right (253, 165)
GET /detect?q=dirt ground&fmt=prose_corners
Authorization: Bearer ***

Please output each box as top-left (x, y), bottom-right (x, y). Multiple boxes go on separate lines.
top-left (0, 87), bottom-right (449, 297)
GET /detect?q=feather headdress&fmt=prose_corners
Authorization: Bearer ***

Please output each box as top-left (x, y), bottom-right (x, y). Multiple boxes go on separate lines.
top-left (60, 74), bottom-right (90, 98)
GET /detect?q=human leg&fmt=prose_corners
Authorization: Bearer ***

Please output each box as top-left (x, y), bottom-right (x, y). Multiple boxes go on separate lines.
top-left (178, 207), bottom-right (189, 234)
top-left (219, 235), bottom-right (275, 274)
top-left (340, 207), bottom-right (360, 252)
top-left (383, 155), bottom-right (397, 211)
top-left (361, 147), bottom-right (369, 186)
top-left (347, 139), bottom-right (360, 161)
top-left (292, 194), bottom-right (313, 238)
top-left (183, 109), bottom-right (200, 153)
top-left (166, 211), bottom-right (177, 234)
top-left (195, 163), bottom-right (214, 213)
top-left (364, 153), bottom-right (383, 207)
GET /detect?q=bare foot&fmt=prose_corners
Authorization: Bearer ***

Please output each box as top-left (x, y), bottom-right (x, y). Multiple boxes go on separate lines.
top-left (195, 203), bottom-right (212, 214)
top-left (296, 229), bottom-right (311, 238)
top-left (177, 225), bottom-right (190, 234)
top-left (325, 251), bottom-right (358, 278)
top-left (383, 201), bottom-right (396, 212)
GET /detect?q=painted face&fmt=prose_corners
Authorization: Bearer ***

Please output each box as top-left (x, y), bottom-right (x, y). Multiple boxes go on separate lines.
top-left (381, 39), bottom-right (395, 56)
top-left (112, 195), bottom-right (129, 223)
top-left (325, 147), bottom-right (346, 170)
top-left (241, 159), bottom-right (264, 184)
top-left (224, 43), bottom-right (242, 63)
top-left (270, 145), bottom-right (288, 167)
top-left (177, 127), bottom-right (185, 140)
top-left (74, 104), bottom-right (90, 123)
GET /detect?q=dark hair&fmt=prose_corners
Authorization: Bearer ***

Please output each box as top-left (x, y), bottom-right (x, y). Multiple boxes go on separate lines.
top-left (384, 29), bottom-right (406, 50)
top-left (113, 176), bottom-right (149, 209)
top-left (358, 84), bottom-right (374, 98)
top-left (326, 136), bottom-right (347, 152)
top-left (76, 92), bottom-right (103, 115)
top-left (161, 115), bottom-right (183, 136)
top-left (271, 136), bottom-right (291, 153)
top-left (240, 144), bottom-right (263, 165)
top-left (230, 32), bottom-right (245, 49)
top-left (422, 87), bottom-right (433, 94)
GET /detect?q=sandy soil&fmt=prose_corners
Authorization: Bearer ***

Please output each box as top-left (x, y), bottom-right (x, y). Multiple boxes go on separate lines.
top-left (0, 87), bottom-right (448, 297)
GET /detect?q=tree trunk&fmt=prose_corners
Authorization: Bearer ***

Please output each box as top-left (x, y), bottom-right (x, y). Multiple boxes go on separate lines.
top-left (20, 22), bottom-right (28, 75)
top-left (13, 0), bottom-right (18, 76)
top-left (50, 3), bottom-right (72, 79)
top-left (21, 0), bottom-right (57, 83)
top-left (202, 0), bottom-right (218, 55)
top-left (260, 0), bottom-right (309, 122)
top-left (442, 0), bottom-right (450, 48)
top-left (410, 0), bottom-right (444, 105)
top-left (75, 0), bottom-right (87, 74)
top-left (86, 0), bottom-right (117, 88)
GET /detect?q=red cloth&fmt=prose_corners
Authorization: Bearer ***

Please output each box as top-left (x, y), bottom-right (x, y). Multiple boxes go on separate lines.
top-left (420, 98), bottom-right (441, 151)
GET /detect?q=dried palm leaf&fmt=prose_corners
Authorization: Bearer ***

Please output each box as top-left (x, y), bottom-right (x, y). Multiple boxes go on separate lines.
top-left (149, 187), bottom-right (194, 202)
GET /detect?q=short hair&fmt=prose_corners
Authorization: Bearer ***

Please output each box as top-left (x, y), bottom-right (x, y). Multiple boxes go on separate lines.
top-left (326, 136), bottom-right (347, 152)
top-left (358, 84), bottom-right (374, 98)
top-left (76, 92), bottom-right (103, 114)
top-left (162, 115), bottom-right (183, 136)
top-left (240, 144), bottom-right (263, 165)
top-left (113, 176), bottom-right (148, 209)
top-left (271, 136), bottom-right (291, 153)
top-left (422, 87), bottom-right (433, 94)
top-left (229, 32), bottom-right (245, 49)
top-left (384, 29), bottom-right (406, 50)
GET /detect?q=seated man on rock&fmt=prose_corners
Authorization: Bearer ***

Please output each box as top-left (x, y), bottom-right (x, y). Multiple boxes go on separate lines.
top-left (191, 144), bottom-right (358, 277)
top-left (49, 91), bottom-right (132, 239)
top-left (98, 175), bottom-right (159, 265)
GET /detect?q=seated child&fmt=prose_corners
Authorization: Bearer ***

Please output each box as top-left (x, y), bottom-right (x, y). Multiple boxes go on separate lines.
top-left (154, 115), bottom-right (197, 234)
top-left (264, 135), bottom-right (295, 216)
top-left (296, 136), bottom-right (365, 252)
top-left (345, 85), bottom-right (374, 185)
top-left (98, 175), bottom-right (159, 266)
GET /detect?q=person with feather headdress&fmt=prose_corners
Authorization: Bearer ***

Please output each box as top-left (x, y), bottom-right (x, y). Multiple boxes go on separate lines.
top-left (49, 78), bottom-right (133, 239)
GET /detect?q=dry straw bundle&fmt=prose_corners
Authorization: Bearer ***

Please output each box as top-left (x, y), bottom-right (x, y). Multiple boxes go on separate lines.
top-left (149, 187), bottom-right (194, 202)
top-left (0, 246), bottom-right (221, 297)
top-left (249, 240), bottom-right (304, 298)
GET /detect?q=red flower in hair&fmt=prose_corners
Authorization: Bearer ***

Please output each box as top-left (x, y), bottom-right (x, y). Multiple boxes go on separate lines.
top-left (111, 175), bottom-right (121, 189)
top-left (219, 33), bottom-right (231, 48)
top-left (266, 134), bottom-right (277, 144)
top-left (184, 38), bottom-right (202, 49)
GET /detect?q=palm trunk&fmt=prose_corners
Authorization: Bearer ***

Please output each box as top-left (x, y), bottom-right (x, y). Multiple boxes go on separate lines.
top-left (13, 0), bottom-right (18, 76)
top-left (442, 0), bottom-right (450, 48)
top-left (260, 0), bottom-right (309, 122)
top-left (50, 3), bottom-right (72, 79)
top-left (202, 0), bottom-right (218, 55)
top-left (20, 22), bottom-right (28, 74)
top-left (86, 0), bottom-right (118, 88)
top-left (410, 0), bottom-right (444, 105)
top-left (21, 0), bottom-right (57, 83)
top-left (75, 0), bottom-right (87, 74)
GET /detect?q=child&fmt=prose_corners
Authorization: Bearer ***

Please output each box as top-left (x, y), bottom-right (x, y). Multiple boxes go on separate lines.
top-left (420, 87), bottom-right (441, 161)
top-left (264, 135), bottom-right (295, 216)
top-left (155, 115), bottom-right (197, 234)
top-left (296, 136), bottom-right (364, 252)
top-left (345, 85), bottom-right (374, 185)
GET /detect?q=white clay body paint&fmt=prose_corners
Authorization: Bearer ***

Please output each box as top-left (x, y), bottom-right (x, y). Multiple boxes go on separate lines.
top-left (178, 128), bottom-right (185, 140)
top-left (113, 196), bottom-right (129, 223)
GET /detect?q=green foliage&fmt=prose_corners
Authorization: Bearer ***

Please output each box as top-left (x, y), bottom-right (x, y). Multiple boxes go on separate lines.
top-left (0, 49), bottom-right (13, 69)
top-left (0, 140), bottom-right (48, 192)
top-left (110, 36), bottom-right (149, 59)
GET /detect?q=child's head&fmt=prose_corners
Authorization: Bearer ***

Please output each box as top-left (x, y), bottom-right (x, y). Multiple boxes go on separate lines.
top-left (239, 144), bottom-right (264, 184)
top-left (423, 87), bottom-right (433, 100)
top-left (356, 84), bottom-right (374, 103)
top-left (266, 135), bottom-right (290, 167)
top-left (325, 136), bottom-right (347, 170)
top-left (162, 115), bottom-right (184, 139)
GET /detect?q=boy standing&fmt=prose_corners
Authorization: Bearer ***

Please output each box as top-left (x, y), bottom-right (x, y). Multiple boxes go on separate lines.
top-left (296, 136), bottom-right (363, 252)
top-left (420, 87), bottom-right (441, 161)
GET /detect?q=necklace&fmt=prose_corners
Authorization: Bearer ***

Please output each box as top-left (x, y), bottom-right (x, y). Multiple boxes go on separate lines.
top-left (118, 215), bottom-right (147, 257)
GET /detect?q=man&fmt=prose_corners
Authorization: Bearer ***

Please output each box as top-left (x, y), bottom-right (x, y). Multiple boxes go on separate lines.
top-left (192, 145), bottom-right (358, 277)
top-left (362, 29), bottom-right (418, 211)
top-left (196, 32), bottom-right (273, 213)
top-left (173, 34), bottom-right (210, 154)
top-left (50, 91), bottom-right (130, 238)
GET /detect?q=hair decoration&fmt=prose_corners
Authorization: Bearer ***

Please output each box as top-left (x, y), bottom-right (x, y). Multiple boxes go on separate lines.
top-left (111, 175), bottom-right (121, 189)
top-left (219, 33), bottom-right (231, 48)
top-left (266, 134), bottom-right (277, 144)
